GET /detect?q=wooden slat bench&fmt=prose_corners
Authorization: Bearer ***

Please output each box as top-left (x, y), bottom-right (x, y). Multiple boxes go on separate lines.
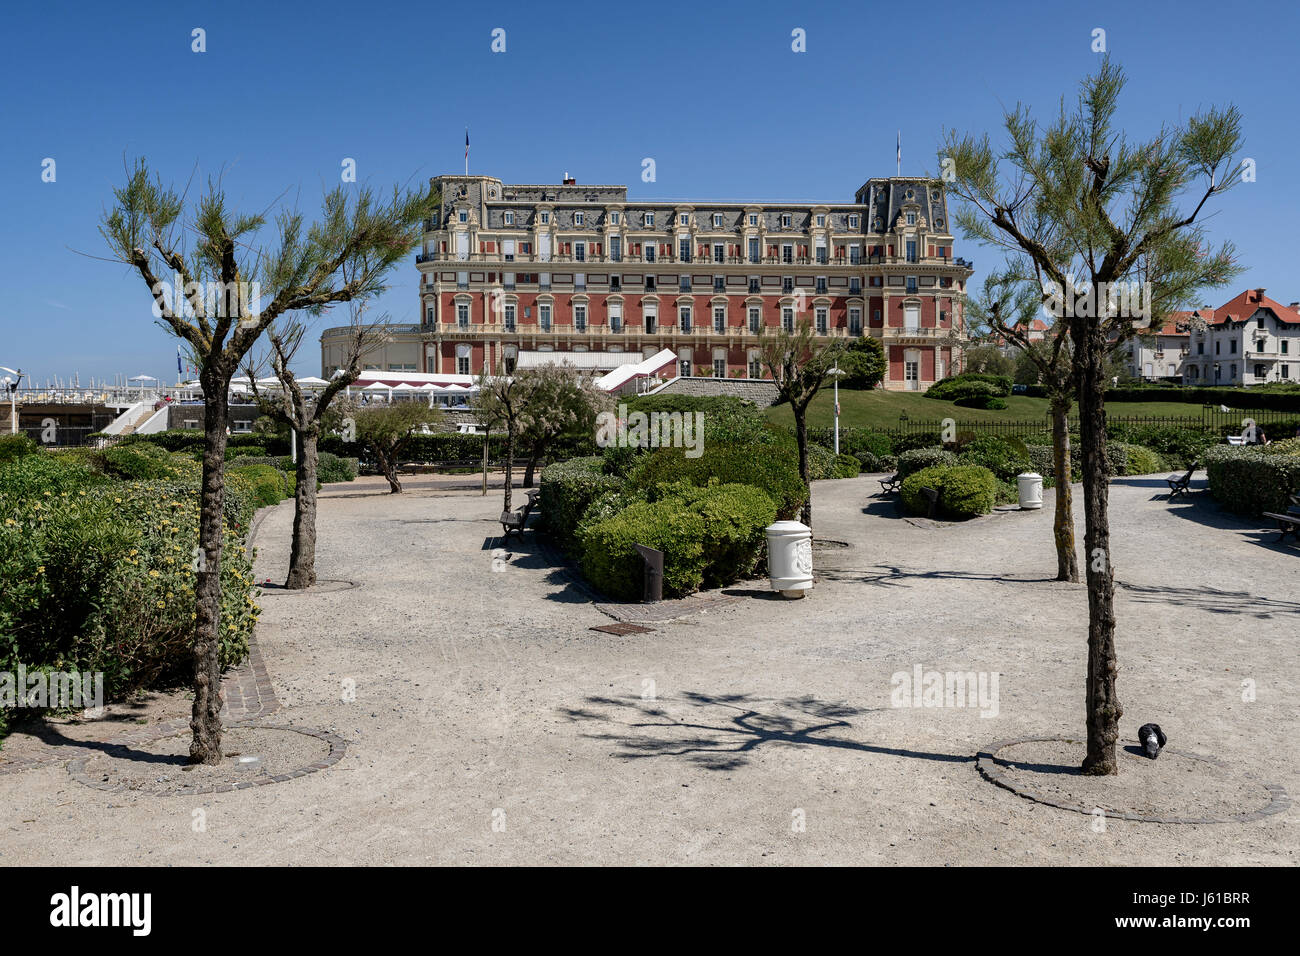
top-left (879, 473), bottom-right (901, 494)
top-left (1261, 495), bottom-right (1300, 544)
top-left (499, 494), bottom-right (538, 542)
top-left (1166, 461), bottom-right (1198, 499)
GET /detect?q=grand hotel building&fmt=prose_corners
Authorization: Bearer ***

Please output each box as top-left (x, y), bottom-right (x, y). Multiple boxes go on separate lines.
top-left (321, 173), bottom-right (974, 389)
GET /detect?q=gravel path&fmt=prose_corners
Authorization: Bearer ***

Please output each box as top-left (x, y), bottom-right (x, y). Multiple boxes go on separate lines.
top-left (1, 471), bottom-right (1295, 865)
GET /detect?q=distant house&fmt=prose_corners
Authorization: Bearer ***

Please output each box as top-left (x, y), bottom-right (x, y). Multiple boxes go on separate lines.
top-left (1183, 288), bottom-right (1300, 386)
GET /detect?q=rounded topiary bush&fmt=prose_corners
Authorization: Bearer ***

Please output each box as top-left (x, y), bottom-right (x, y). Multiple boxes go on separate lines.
top-left (897, 447), bottom-right (957, 479)
top-left (957, 435), bottom-right (1032, 483)
top-left (539, 457), bottom-right (625, 553)
top-left (806, 443), bottom-right (838, 480)
top-left (900, 464), bottom-right (997, 520)
top-left (628, 441), bottom-right (805, 520)
top-left (900, 465), bottom-right (948, 514)
top-left (832, 453), bottom-right (861, 478)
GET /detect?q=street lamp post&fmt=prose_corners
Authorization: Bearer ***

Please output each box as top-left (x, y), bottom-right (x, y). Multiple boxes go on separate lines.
top-left (827, 365), bottom-right (844, 455)
top-left (0, 366), bottom-right (23, 436)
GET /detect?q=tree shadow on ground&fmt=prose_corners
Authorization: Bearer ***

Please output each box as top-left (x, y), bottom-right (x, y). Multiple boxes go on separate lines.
top-left (817, 565), bottom-right (1061, 588)
top-left (1116, 581), bottom-right (1300, 617)
top-left (1160, 491), bottom-right (1300, 555)
top-left (8, 723), bottom-right (184, 765)
top-left (559, 691), bottom-right (973, 771)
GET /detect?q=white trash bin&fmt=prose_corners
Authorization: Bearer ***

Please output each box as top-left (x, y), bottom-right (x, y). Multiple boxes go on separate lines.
top-left (1017, 472), bottom-right (1044, 510)
top-left (765, 520), bottom-right (813, 599)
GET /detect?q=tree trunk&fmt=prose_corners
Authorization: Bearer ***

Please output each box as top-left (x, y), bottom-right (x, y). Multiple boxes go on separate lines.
top-left (1073, 321), bottom-right (1122, 775)
top-left (503, 423), bottom-right (514, 512)
top-left (523, 437), bottom-right (548, 488)
top-left (374, 446), bottom-right (401, 493)
top-left (285, 429), bottom-right (319, 589)
top-left (794, 405), bottom-right (812, 528)
top-left (191, 378), bottom-right (229, 764)
top-left (1050, 395), bottom-right (1079, 583)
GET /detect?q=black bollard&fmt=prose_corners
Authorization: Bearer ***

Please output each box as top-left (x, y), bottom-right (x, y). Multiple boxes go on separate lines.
top-left (633, 544), bottom-right (663, 603)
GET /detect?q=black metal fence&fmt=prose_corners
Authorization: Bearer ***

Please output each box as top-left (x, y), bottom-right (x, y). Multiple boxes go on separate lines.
top-left (16, 425), bottom-right (100, 448)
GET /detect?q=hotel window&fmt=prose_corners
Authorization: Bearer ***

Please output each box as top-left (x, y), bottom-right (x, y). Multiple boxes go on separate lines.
top-left (574, 304), bottom-right (587, 332)
top-left (1283, 340), bottom-right (1290, 354)
top-left (610, 237), bottom-right (622, 261)
top-left (849, 307), bottom-right (862, 335)
top-left (575, 272), bottom-right (586, 290)
top-left (1282, 364), bottom-right (1291, 378)
top-left (816, 242), bottom-right (827, 264)
top-left (539, 272), bottom-right (551, 290)
top-left (849, 277), bottom-right (861, 294)
top-left (679, 239), bottom-right (691, 262)
top-left (504, 304), bottom-right (516, 331)
top-left (644, 212), bottom-right (655, 227)
top-left (504, 211), bottom-right (514, 225)
top-left (781, 214), bottom-right (792, 228)
top-left (906, 276), bottom-right (918, 294)
top-left (610, 274), bottom-right (621, 291)
top-left (611, 212), bottom-right (620, 225)
top-left (713, 244), bottom-right (725, 263)
top-left (679, 276), bottom-right (690, 292)
top-left (748, 354), bottom-right (762, 378)
top-left (645, 243), bottom-right (656, 263)
top-left (503, 239), bottom-right (515, 262)
top-left (816, 214), bottom-right (825, 226)
top-left (849, 244), bottom-right (861, 264)
top-left (679, 213), bottom-right (689, 226)
top-left (574, 212), bottom-right (585, 226)
top-left (906, 240), bottom-right (917, 262)
top-left (748, 307), bottom-right (761, 333)
top-left (574, 242), bottom-right (586, 262)
top-left (645, 275), bottom-right (655, 290)
top-left (782, 308), bottom-right (794, 332)
top-left (540, 304), bottom-right (552, 331)
top-left (680, 306), bottom-right (692, 332)
top-left (713, 306), bottom-right (726, 332)
top-left (540, 212), bottom-right (551, 224)
top-left (782, 245), bottom-right (793, 264)
top-left (713, 357), bottom-right (726, 378)
top-left (426, 307), bottom-right (435, 324)
top-left (645, 307), bottom-right (657, 333)
top-left (456, 345), bottom-right (470, 375)
top-left (873, 309), bottom-right (882, 322)
top-left (905, 212), bottom-right (916, 225)
top-left (457, 271), bottom-right (469, 289)
top-left (1230, 340), bottom-right (1237, 354)
top-left (610, 302), bottom-right (623, 332)
top-left (749, 214), bottom-right (758, 226)
top-left (816, 307), bottom-right (828, 334)
top-left (815, 276), bottom-right (827, 294)
top-left (748, 278), bottom-right (760, 293)
top-left (713, 275), bottom-right (725, 292)
top-left (712, 213), bottom-right (723, 228)
top-left (782, 277), bottom-right (793, 293)
top-left (848, 214), bottom-right (859, 228)
top-left (457, 302), bottom-right (470, 327)
top-left (458, 210), bottom-right (468, 223)
top-left (748, 238), bottom-right (760, 262)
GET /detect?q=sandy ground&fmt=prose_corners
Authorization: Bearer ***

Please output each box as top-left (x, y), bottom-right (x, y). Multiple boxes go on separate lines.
top-left (1, 471), bottom-right (1296, 865)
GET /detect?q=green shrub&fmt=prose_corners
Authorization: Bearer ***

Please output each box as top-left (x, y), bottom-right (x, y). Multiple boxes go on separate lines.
top-left (0, 479), bottom-right (256, 714)
top-left (806, 443), bottom-right (838, 480)
top-left (101, 442), bottom-right (198, 481)
top-left (317, 452), bottom-right (358, 484)
top-left (897, 447), bottom-right (957, 479)
top-left (0, 434), bottom-right (38, 464)
top-left (224, 444), bottom-right (266, 460)
top-left (956, 435), bottom-right (1032, 483)
top-left (856, 451), bottom-right (898, 474)
top-left (926, 372), bottom-right (1012, 401)
top-left (628, 441), bottom-right (806, 520)
top-left (539, 457), bottom-right (625, 553)
top-left (900, 465), bottom-right (997, 520)
top-left (577, 482), bottom-right (776, 600)
top-left (0, 451), bottom-right (111, 499)
top-left (1205, 443), bottom-right (1300, 515)
top-left (1109, 442), bottom-right (1166, 476)
top-left (807, 427), bottom-right (893, 458)
top-left (1106, 423), bottom-right (1217, 469)
top-left (833, 453), bottom-right (861, 478)
top-left (892, 432), bottom-right (945, 454)
top-left (226, 464), bottom-right (292, 508)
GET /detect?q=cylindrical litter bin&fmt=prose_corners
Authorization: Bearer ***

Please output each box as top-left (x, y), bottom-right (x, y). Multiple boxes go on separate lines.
top-left (765, 520), bottom-right (813, 599)
top-left (1017, 472), bottom-right (1044, 510)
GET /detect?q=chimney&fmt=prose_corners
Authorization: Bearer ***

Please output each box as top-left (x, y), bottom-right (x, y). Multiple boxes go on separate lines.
top-left (1253, 287), bottom-right (1267, 303)
top-left (562, 171), bottom-right (576, 185)
top-left (1290, 302), bottom-right (1299, 310)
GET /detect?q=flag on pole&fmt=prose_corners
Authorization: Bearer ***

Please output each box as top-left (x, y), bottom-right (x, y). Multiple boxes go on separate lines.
top-left (177, 345), bottom-right (183, 376)
top-left (465, 128), bottom-right (470, 174)
top-left (896, 130), bottom-right (901, 175)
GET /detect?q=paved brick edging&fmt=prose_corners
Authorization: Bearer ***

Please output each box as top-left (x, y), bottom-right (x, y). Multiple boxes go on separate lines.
top-left (976, 735), bottom-right (1291, 824)
top-left (0, 637), bottom-right (279, 778)
top-left (65, 724), bottom-right (347, 796)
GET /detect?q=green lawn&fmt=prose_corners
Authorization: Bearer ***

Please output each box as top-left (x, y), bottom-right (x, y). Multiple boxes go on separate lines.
top-left (764, 388), bottom-right (1206, 430)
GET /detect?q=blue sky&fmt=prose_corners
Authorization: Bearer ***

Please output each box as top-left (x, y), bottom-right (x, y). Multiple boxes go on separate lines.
top-left (2, 0), bottom-right (1297, 384)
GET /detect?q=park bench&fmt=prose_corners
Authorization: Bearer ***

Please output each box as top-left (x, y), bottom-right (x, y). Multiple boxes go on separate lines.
top-left (1261, 495), bottom-right (1300, 544)
top-left (879, 473), bottom-right (901, 494)
top-left (499, 494), bottom-right (538, 542)
top-left (1165, 461), bottom-right (1198, 499)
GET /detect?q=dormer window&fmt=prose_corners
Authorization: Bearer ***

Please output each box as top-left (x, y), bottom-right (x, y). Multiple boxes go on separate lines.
top-left (679, 213), bottom-right (689, 226)
top-left (781, 214), bottom-right (792, 228)
top-left (644, 212), bottom-right (655, 227)
top-left (848, 214), bottom-right (859, 228)
top-left (458, 209), bottom-right (468, 223)
top-left (574, 212), bottom-right (585, 226)
top-left (503, 211), bottom-right (515, 226)
top-left (748, 213), bottom-right (758, 226)
top-left (540, 211), bottom-right (551, 224)
top-left (816, 214), bottom-right (825, 227)
top-left (712, 213), bottom-right (723, 228)
top-left (611, 212), bottom-right (620, 225)
top-left (906, 212), bottom-right (917, 226)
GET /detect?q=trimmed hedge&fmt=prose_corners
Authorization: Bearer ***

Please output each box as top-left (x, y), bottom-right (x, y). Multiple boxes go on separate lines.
top-left (1105, 423), bottom-right (1218, 469)
top-left (806, 443), bottom-right (838, 480)
top-left (101, 442), bottom-right (199, 481)
top-left (955, 435), bottom-right (1031, 483)
top-left (833, 453), bottom-right (861, 478)
top-left (628, 441), bottom-right (806, 520)
top-left (900, 464), bottom-right (998, 520)
top-left (897, 447), bottom-right (957, 479)
top-left (1110, 442), bottom-right (1165, 476)
top-left (1205, 443), bottom-right (1300, 515)
top-left (226, 464), bottom-right (295, 508)
top-left (0, 434), bottom-right (38, 464)
top-left (806, 427), bottom-right (894, 459)
top-left (577, 482), bottom-right (777, 600)
top-left (0, 460), bottom-right (256, 717)
top-left (539, 457), bottom-right (625, 553)
top-left (926, 373), bottom-right (1012, 402)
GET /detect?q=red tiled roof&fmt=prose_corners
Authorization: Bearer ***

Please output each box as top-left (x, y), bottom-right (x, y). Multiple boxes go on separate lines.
top-left (1208, 289), bottom-right (1300, 326)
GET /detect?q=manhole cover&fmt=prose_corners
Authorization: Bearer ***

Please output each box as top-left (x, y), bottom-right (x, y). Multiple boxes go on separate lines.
top-left (590, 622), bottom-right (655, 636)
